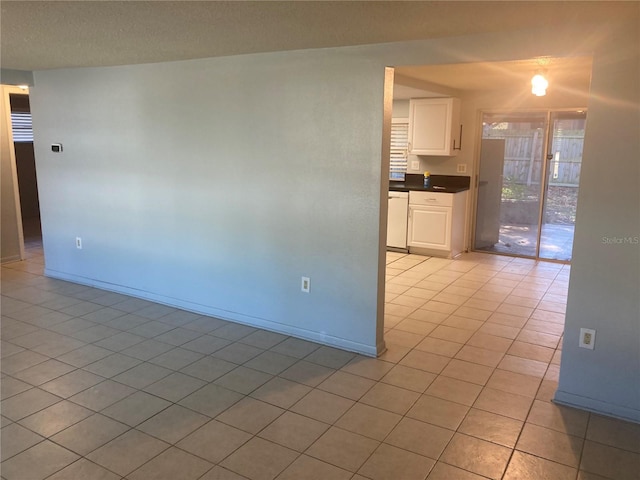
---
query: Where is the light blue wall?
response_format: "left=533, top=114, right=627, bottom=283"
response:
left=1, top=69, right=33, bottom=86
left=30, top=6, right=640, bottom=419
left=554, top=18, right=640, bottom=422
left=31, top=51, right=388, bottom=355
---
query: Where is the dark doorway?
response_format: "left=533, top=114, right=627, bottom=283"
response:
left=9, top=93, right=41, bottom=245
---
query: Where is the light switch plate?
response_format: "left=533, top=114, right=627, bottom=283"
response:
left=456, top=164, right=467, bottom=173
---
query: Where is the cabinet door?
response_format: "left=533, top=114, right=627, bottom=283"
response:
left=387, top=195, right=408, bottom=249
left=408, top=98, right=460, bottom=156
left=408, top=205, right=452, bottom=250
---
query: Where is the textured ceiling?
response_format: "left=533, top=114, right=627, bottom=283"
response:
left=0, top=1, right=628, bottom=71
left=395, top=57, right=594, bottom=95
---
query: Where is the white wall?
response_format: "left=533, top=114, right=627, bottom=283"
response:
left=31, top=6, right=639, bottom=419
left=392, top=99, right=409, bottom=118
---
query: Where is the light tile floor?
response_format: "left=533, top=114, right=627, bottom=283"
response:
left=1, top=241, right=639, bottom=480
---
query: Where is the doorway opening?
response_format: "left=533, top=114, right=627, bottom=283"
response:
left=9, top=92, right=42, bottom=247
left=474, top=110, right=586, bottom=262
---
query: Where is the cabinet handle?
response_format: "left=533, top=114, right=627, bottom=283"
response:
left=453, top=124, right=463, bottom=151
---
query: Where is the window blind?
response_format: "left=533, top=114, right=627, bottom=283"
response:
left=390, top=120, right=408, bottom=179
left=10, top=112, right=34, bottom=142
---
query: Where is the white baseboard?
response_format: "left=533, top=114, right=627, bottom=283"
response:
left=44, top=268, right=381, bottom=358
left=1, top=254, right=22, bottom=264
left=554, top=389, right=640, bottom=424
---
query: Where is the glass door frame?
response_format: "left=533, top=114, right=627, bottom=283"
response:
left=537, top=109, right=588, bottom=261
left=534, top=110, right=553, bottom=259
left=471, top=107, right=587, bottom=263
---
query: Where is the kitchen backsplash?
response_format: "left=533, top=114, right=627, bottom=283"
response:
left=406, top=154, right=469, bottom=177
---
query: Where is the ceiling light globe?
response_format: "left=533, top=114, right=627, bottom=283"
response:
left=531, top=74, right=548, bottom=96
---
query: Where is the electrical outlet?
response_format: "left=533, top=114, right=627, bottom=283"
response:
left=457, top=164, right=467, bottom=173
left=301, top=276, right=310, bottom=293
left=411, top=160, right=420, bottom=171
left=75, top=237, right=82, bottom=249
left=579, top=328, right=596, bottom=350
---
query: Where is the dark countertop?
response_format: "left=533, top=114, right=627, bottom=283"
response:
left=390, top=174, right=471, bottom=193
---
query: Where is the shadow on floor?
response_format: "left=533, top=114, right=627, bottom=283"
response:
left=476, top=223, right=574, bottom=261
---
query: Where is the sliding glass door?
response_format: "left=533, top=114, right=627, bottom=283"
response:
left=539, top=111, right=586, bottom=261
left=475, top=113, right=546, bottom=258
left=474, top=110, right=586, bottom=262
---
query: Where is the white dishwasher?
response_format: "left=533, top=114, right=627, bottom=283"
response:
left=387, top=191, right=409, bottom=249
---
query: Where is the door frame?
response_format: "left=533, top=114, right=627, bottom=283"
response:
left=1, top=85, right=27, bottom=262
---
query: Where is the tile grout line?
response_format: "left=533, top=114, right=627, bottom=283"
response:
left=384, top=252, right=572, bottom=479
left=4, top=246, right=637, bottom=480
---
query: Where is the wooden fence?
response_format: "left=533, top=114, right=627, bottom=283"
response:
left=484, top=131, right=583, bottom=187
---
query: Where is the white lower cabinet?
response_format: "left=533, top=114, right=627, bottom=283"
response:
left=408, top=205, right=452, bottom=250
left=408, top=191, right=467, bottom=258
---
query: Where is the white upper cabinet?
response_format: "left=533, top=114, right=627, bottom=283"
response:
left=408, top=98, right=461, bottom=156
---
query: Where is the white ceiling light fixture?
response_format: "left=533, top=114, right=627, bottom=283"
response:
left=531, top=71, right=549, bottom=96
